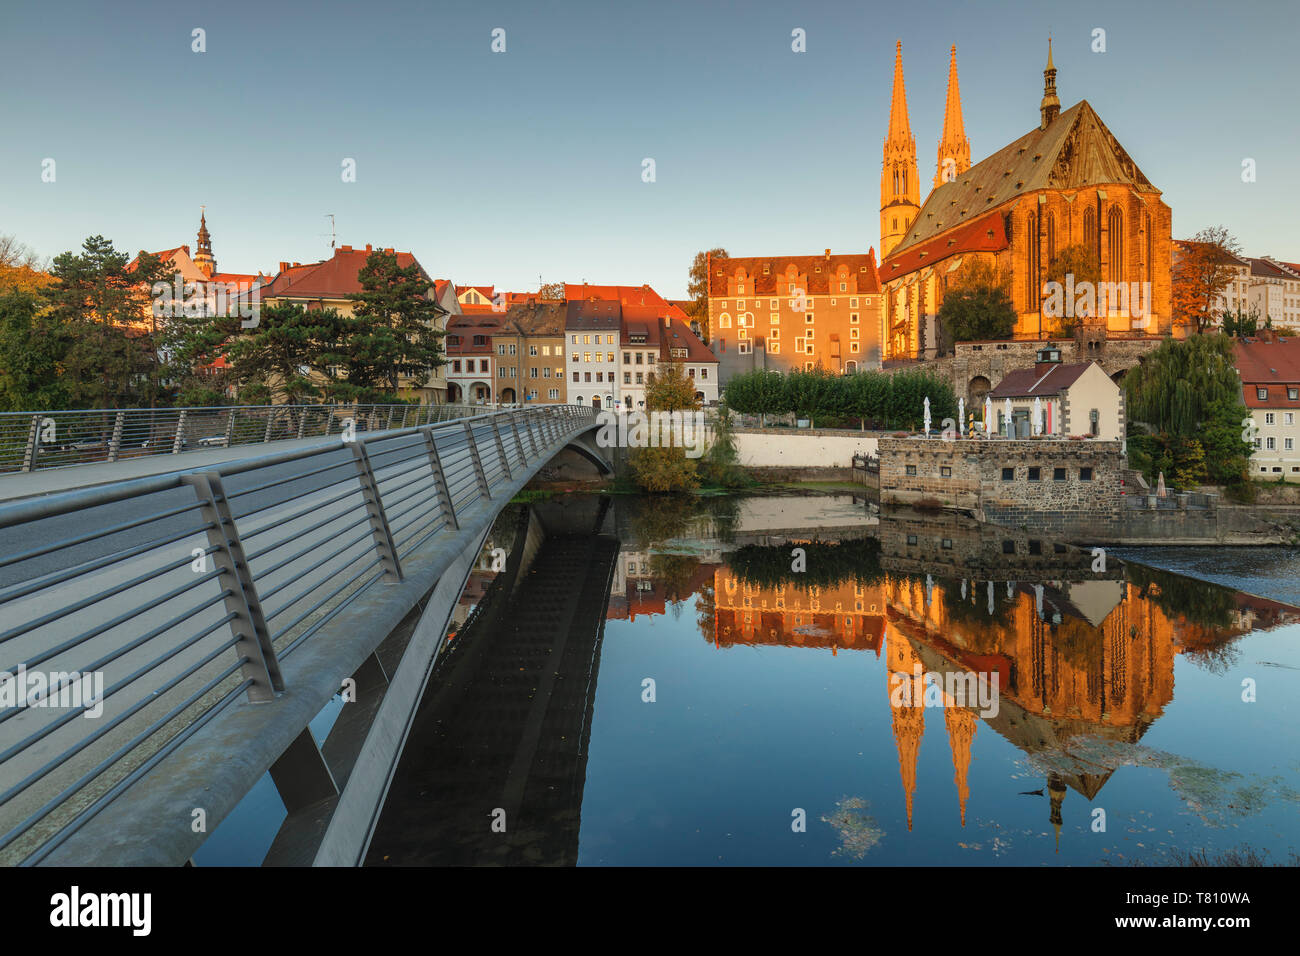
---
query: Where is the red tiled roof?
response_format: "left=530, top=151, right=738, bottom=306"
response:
left=1248, top=258, right=1297, bottom=280
left=660, top=316, right=718, bottom=365
left=260, top=246, right=428, bottom=300
left=989, top=361, right=1094, bottom=398
left=1235, top=339, right=1300, bottom=407
left=708, top=251, right=880, bottom=296
left=882, top=211, right=1008, bottom=278
left=566, top=298, right=621, bottom=330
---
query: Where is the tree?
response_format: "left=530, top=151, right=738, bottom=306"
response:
left=1124, top=334, right=1252, bottom=488
left=687, top=247, right=727, bottom=341
left=629, top=362, right=700, bottom=492
left=938, top=257, right=1016, bottom=346
left=0, top=290, right=71, bottom=410
left=1041, top=243, right=1101, bottom=335
left=1173, top=226, right=1242, bottom=334
left=0, top=234, right=50, bottom=294
left=537, top=280, right=565, bottom=300
left=224, top=301, right=345, bottom=405
left=1221, top=304, right=1261, bottom=338
left=45, top=236, right=170, bottom=408
left=337, top=250, right=446, bottom=401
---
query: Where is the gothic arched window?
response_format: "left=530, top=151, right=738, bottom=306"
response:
left=1108, top=206, right=1124, bottom=285
left=1046, top=212, right=1056, bottom=266
left=1026, top=212, right=1039, bottom=310
left=1083, top=207, right=1096, bottom=254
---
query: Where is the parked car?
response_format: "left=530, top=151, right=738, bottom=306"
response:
left=197, top=435, right=228, bottom=447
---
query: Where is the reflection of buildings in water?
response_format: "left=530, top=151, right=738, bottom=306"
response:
left=607, top=548, right=720, bottom=621
left=882, top=574, right=1182, bottom=844
left=712, top=570, right=886, bottom=652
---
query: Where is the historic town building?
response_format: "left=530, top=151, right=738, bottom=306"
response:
left=880, top=41, right=1174, bottom=361
left=1236, top=335, right=1300, bottom=480
left=707, top=249, right=883, bottom=383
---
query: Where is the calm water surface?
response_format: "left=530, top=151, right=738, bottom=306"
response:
left=367, top=494, right=1300, bottom=866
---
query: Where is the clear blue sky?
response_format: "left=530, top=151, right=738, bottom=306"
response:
left=1, top=0, right=1294, bottom=298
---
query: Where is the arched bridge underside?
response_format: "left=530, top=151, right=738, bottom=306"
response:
left=0, top=405, right=606, bottom=866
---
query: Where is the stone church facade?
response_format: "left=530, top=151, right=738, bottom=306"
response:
left=879, top=41, right=1174, bottom=362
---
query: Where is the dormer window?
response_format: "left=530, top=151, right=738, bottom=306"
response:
left=1258, top=387, right=1269, bottom=400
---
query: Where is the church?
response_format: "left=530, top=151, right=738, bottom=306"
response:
left=879, top=41, right=1173, bottom=361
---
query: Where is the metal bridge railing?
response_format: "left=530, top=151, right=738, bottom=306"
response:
left=0, top=403, right=594, bottom=865
left=0, top=402, right=499, bottom=475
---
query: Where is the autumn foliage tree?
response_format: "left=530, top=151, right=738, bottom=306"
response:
left=628, top=362, right=701, bottom=493
left=1173, top=226, right=1243, bottom=334
left=687, top=247, right=727, bottom=342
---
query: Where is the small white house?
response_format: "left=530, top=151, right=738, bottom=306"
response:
left=987, top=349, right=1123, bottom=440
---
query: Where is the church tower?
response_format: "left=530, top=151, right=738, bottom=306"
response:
left=880, top=41, right=919, bottom=258
left=194, top=207, right=216, bottom=278
left=1040, top=37, right=1060, bottom=130
left=934, top=45, right=971, bottom=188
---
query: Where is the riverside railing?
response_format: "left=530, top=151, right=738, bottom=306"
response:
left=0, top=403, right=593, bottom=865
left=0, top=402, right=495, bottom=475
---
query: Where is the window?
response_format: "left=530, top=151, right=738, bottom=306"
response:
left=805, top=313, right=815, bottom=323
left=635, top=353, right=643, bottom=365
left=1053, top=467, right=1066, bottom=481
left=498, top=367, right=506, bottom=378
left=850, top=328, right=859, bottom=339
left=508, top=344, right=516, bottom=355
left=850, top=312, right=859, bottom=323
left=941, top=538, right=952, bottom=549
left=1266, top=412, right=1275, bottom=425
left=529, top=367, right=538, bottom=378
left=839, top=282, right=846, bottom=292
left=571, top=352, right=579, bottom=363
left=636, top=372, right=644, bottom=384
left=1001, top=467, right=1015, bottom=481
left=571, top=334, right=578, bottom=344
left=529, top=345, right=537, bottom=356
left=1028, top=467, right=1040, bottom=481
left=905, top=464, right=917, bottom=476
left=850, top=343, right=859, bottom=353
left=1290, top=387, right=1298, bottom=400
left=543, top=367, right=551, bottom=377
left=1002, top=540, right=1016, bottom=554
left=1258, top=387, right=1269, bottom=400
left=700, top=368, right=708, bottom=379
left=584, top=372, right=592, bottom=383
left=770, top=343, right=780, bottom=354
left=738, top=341, right=752, bottom=354
left=452, top=360, right=461, bottom=373
left=596, top=372, right=603, bottom=383
left=624, top=352, right=631, bottom=364
left=473, top=335, right=487, bottom=346
left=607, top=352, right=614, bottom=362
left=572, top=372, right=579, bottom=382
left=542, top=345, right=550, bottom=356
left=850, top=297, right=859, bottom=308
left=583, top=335, right=591, bottom=345
left=479, top=359, right=489, bottom=372
left=907, top=534, right=918, bottom=546
left=623, top=372, right=631, bottom=384
left=769, top=299, right=778, bottom=309
left=1286, top=413, right=1295, bottom=425
left=1267, top=437, right=1276, bottom=450
left=1080, top=467, right=1093, bottom=481
left=737, top=299, right=745, bottom=310
left=1090, top=408, right=1100, bottom=436
left=548, top=388, right=559, bottom=400
left=1028, top=540, right=1042, bottom=556
left=583, top=352, right=591, bottom=363
left=607, top=335, right=615, bottom=345
left=940, top=466, right=952, bottom=477
left=805, top=329, right=814, bottom=339
left=771, top=313, right=780, bottom=325
left=770, top=328, right=780, bottom=340
left=1286, top=438, right=1294, bottom=451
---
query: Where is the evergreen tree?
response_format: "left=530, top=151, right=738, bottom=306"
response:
left=224, top=301, right=345, bottom=405
left=337, top=250, right=445, bottom=401
left=0, top=290, right=71, bottom=410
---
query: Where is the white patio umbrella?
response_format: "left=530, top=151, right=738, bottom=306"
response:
left=923, top=396, right=932, bottom=436
left=958, top=396, right=965, bottom=436
left=1157, top=471, right=1167, bottom=497
left=987, top=580, right=994, bottom=615
left=1032, top=396, right=1043, bottom=437
left=1004, top=397, right=1013, bottom=438
left=984, top=395, right=993, bottom=437
left=925, top=574, right=933, bottom=606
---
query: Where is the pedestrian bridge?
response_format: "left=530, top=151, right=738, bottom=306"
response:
left=0, top=404, right=609, bottom=866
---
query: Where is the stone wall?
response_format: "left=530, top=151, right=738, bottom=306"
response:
left=878, top=436, right=1123, bottom=514
left=883, top=334, right=1166, bottom=406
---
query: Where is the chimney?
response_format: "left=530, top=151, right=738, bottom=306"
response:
left=384, top=247, right=394, bottom=255
left=279, top=262, right=290, bottom=272
left=292, top=262, right=301, bottom=268
left=825, top=248, right=831, bottom=259
left=340, top=245, right=353, bottom=253
left=365, top=244, right=373, bottom=252
left=664, top=315, right=671, bottom=329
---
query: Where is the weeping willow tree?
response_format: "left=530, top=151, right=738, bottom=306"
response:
left=1124, top=335, right=1251, bottom=488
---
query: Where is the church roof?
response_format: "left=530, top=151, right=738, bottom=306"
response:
left=708, top=252, right=881, bottom=296
left=888, top=100, right=1161, bottom=260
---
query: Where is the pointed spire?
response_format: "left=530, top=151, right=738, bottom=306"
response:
left=887, top=40, right=911, bottom=140
left=1040, top=36, right=1060, bottom=130
left=888, top=633, right=925, bottom=832
left=944, top=706, right=976, bottom=827
left=194, top=205, right=216, bottom=278
left=935, top=44, right=971, bottom=188
left=880, top=40, right=920, bottom=259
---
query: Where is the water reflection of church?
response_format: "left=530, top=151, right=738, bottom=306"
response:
left=709, top=550, right=1292, bottom=847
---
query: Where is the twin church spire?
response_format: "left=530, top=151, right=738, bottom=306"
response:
left=879, top=41, right=970, bottom=257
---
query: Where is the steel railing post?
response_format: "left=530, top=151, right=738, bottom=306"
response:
left=349, top=441, right=404, bottom=583
left=510, top=412, right=530, bottom=465
left=21, top=415, right=40, bottom=472
left=423, top=431, right=459, bottom=531
left=463, top=420, right=492, bottom=500
left=263, top=408, right=275, bottom=444
left=297, top=407, right=308, bottom=439
left=181, top=473, right=285, bottom=702
left=224, top=408, right=236, bottom=446
left=491, top=414, right=512, bottom=482
left=325, top=407, right=335, bottom=436
left=172, top=410, right=188, bottom=454
left=107, top=412, right=125, bottom=463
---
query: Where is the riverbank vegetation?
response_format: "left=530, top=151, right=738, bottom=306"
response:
left=721, top=367, right=958, bottom=431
